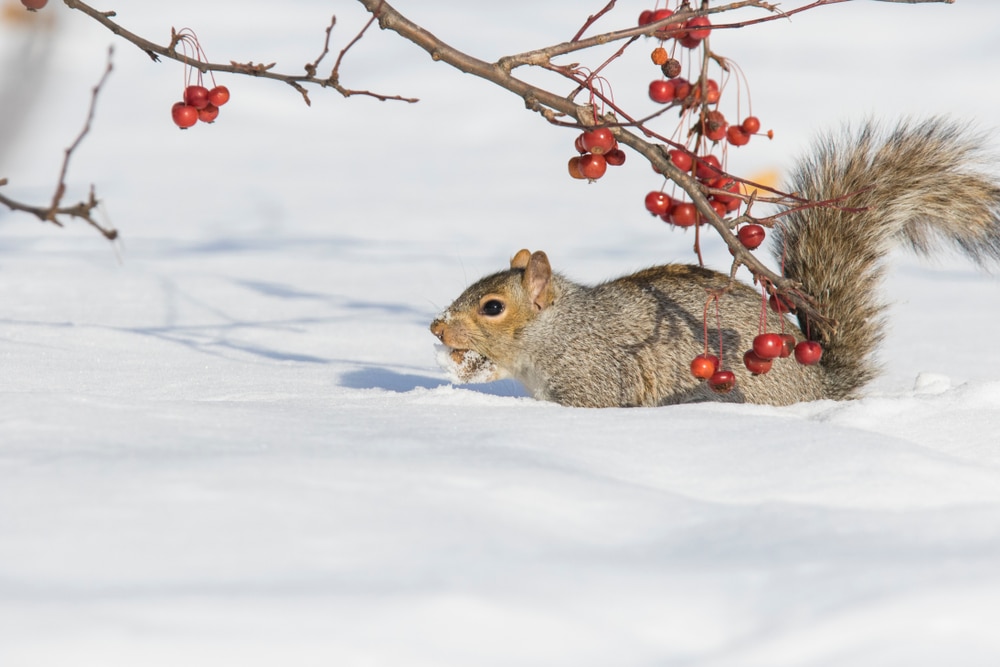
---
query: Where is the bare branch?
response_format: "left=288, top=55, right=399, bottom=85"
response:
left=46, top=45, right=113, bottom=220
left=0, top=46, right=117, bottom=240
left=570, top=1, right=617, bottom=42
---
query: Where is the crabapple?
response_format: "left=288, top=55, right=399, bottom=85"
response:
left=794, top=341, right=823, bottom=365
left=738, top=224, right=766, bottom=249
left=670, top=202, right=698, bottom=227
left=779, top=333, right=797, bottom=358
left=171, top=102, right=199, bottom=129
left=694, top=154, right=721, bottom=180
left=752, top=333, right=785, bottom=360
left=198, top=104, right=219, bottom=123
left=685, top=16, right=712, bottom=40
left=578, top=154, right=607, bottom=180
left=743, top=350, right=773, bottom=375
left=208, top=85, right=230, bottom=107
left=727, top=125, right=751, bottom=147
left=708, top=370, right=736, bottom=393
left=691, top=354, right=719, bottom=380
left=604, top=148, right=626, bottom=166
left=649, top=80, right=676, bottom=104
left=183, top=85, right=210, bottom=110
left=669, top=149, right=693, bottom=172
left=644, top=191, right=673, bottom=217
left=741, top=116, right=761, bottom=134
left=769, top=294, right=794, bottom=314
left=581, top=128, right=616, bottom=155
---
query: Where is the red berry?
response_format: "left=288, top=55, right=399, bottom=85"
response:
left=691, top=354, right=719, bottom=380
left=578, top=153, right=607, bottom=180
left=21, top=0, right=48, bottom=9
left=183, top=85, right=210, bottom=110
left=648, top=79, right=676, bottom=104
left=670, top=202, right=698, bottom=227
left=710, top=177, right=741, bottom=207
left=650, top=8, right=680, bottom=36
left=685, top=16, right=712, bottom=40
left=704, top=125, right=727, bottom=142
left=743, top=349, right=773, bottom=375
left=741, top=116, right=761, bottom=134
left=604, top=148, right=626, bottom=166
left=669, top=149, right=693, bottom=172
left=709, top=200, right=727, bottom=218
left=581, top=128, right=616, bottom=155
left=701, top=110, right=728, bottom=142
left=794, top=341, right=823, bottom=365
left=208, top=86, right=230, bottom=107
left=171, top=102, right=199, bottom=129
left=198, top=104, right=219, bottom=123
left=574, top=133, right=587, bottom=154
left=672, top=78, right=692, bottom=100
left=694, top=154, right=721, bottom=180
left=737, top=224, right=766, bottom=250
left=753, top=333, right=785, bottom=360
left=638, top=9, right=654, bottom=26
left=726, top=125, right=751, bottom=147
left=678, top=34, right=702, bottom=49
left=644, top=191, right=673, bottom=217
left=769, top=294, right=795, bottom=314
left=567, top=156, right=587, bottom=180
left=779, top=334, right=797, bottom=358
left=708, top=370, right=736, bottom=394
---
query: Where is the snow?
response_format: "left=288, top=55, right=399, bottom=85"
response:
left=2, top=1, right=1000, bottom=665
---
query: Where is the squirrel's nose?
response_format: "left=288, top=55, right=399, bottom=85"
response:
left=430, top=319, right=445, bottom=341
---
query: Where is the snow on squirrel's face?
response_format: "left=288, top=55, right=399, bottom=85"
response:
left=433, top=344, right=504, bottom=384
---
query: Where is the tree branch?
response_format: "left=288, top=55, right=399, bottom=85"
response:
left=60, top=0, right=419, bottom=103
left=0, top=47, right=117, bottom=240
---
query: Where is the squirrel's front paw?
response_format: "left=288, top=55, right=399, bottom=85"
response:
left=435, top=344, right=503, bottom=384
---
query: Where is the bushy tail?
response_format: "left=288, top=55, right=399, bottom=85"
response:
left=774, top=117, right=1000, bottom=399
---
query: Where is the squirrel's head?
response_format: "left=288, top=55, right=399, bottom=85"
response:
left=430, top=249, right=554, bottom=380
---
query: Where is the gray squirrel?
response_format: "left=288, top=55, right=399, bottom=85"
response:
left=430, top=118, right=1000, bottom=407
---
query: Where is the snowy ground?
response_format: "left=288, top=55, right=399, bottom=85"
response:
left=2, top=1, right=1000, bottom=665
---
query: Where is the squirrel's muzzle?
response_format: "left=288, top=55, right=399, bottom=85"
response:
left=430, top=319, right=446, bottom=342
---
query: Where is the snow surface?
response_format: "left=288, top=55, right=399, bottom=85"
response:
left=2, top=1, right=1000, bottom=665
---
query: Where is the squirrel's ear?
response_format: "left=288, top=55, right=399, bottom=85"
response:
left=510, top=249, right=532, bottom=270
left=523, top=251, right=554, bottom=312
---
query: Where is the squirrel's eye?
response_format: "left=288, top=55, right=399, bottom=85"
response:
left=480, top=299, right=505, bottom=317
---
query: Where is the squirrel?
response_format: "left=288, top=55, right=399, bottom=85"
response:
left=430, top=118, right=1000, bottom=408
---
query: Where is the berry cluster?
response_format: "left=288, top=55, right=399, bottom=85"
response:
left=568, top=127, right=627, bottom=181
left=635, top=3, right=772, bottom=228
left=172, top=84, right=230, bottom=129
left=169, top=29, right=231, bottom=130
left=643, top=149, right=744, bottom=227
left=688, top=288, right=823, bottom=395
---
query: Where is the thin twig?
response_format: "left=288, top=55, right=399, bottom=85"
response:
left=570, top=1, right=617, bottom=42
left=1, top=46, right=117, bottom=240
left=46, top=46, right=114, bottom=220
